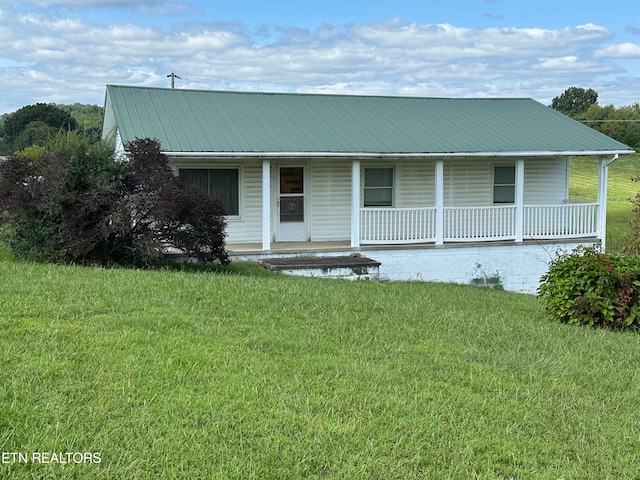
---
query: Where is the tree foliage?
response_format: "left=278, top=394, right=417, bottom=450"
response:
left=0, top=134, right=229, bottom=266
left=0, top=103, right=78, bottom=154
left=583, top=102, right=640, bottom=149
left=623, top=175, right=640, bottom=256
left=550, top=87, right=640, bottom=149
left=551, top=87, right=599, bottom=116
left=58, top=103, right=104, bottom=142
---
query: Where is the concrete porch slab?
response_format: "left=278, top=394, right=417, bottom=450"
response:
left=258, top=255, right=381, bottom=271
left=258, top=254, right=381, bottom=281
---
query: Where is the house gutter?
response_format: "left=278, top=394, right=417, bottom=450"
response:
left=163, top=149, right=634, bottom=159
left=605, top=153, right=620, bottom=166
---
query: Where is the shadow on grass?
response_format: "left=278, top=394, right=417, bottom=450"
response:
left=0, top=247, right=13, bottom=262
left=152, top=259, right=274, bottom=277
left=0, top=242, right=272, bottom=278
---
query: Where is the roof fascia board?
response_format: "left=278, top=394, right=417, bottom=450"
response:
left=164, top=149, right=635, bottom=159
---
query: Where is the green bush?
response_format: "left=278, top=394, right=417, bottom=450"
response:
left=538, top=245, right=640, bottom=330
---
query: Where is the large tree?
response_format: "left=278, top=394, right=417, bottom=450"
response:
left=551, top=87, right=599, bottom=116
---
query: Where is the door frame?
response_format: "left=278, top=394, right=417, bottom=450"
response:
left=275, top=165, right=309, bottom=242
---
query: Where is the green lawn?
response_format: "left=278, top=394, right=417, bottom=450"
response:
left=2, top=257, right=640, bottom=479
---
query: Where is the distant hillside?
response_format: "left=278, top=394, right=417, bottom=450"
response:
left=0, top=103, right=103, bottom=154
left=58, top=103, right=104, bottom=141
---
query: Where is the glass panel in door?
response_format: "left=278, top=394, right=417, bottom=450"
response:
left=280, top=167, right=304, bottom=222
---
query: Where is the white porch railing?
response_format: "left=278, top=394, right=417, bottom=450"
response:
left=359, top=207, right=436, bottom=244
left=523, top=202, right=599, bottom=238
left=444, top=205, right=516, bottom=241
left=360, top=202, right=599, bottom=244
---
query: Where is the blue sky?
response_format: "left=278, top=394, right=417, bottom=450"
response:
left=1, top=0, right=639, bottom=114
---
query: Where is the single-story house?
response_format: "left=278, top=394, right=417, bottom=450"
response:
left=102, top=85, right=634, bottom=293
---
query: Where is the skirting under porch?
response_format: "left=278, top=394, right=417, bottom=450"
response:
left=229, top=238, right=597, bottom=294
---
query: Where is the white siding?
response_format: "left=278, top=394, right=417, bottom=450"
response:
left=169, top=157, right=264, bottom=244
left=443, top=157, right=568, bottom=207
left=523, top=157, right=568, bottom=204
left=361, top=159, right=436, bottom=207
left=310, top=160, right=352, bottom=241
left=236, top=161, right=263, bottom=242
left=396, top=159, right=435, bottom=207
left=444, top=159, right=493, bottom=206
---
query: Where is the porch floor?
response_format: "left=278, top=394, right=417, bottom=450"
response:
left=227, top=237, right=598, bottom=256
left=228, top=241, right=353, bottom=255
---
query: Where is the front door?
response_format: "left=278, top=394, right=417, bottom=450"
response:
left=277, top=167, right=306, bottom=241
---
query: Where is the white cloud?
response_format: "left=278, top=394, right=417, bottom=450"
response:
left=595, top=42, right=640, bottom=58
left=0, top=3, right=638, bottom=113
left=534, top=56, right=614, bottom=73
left=348, top=19, right=611, bottom=57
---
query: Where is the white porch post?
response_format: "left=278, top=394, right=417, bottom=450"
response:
left=435, top=159, right=444, bottom=245
left=597, top=155, right=616, bottom=250
left=351, top=159, right=361, bottom=247
left=515, top=158, right=525, bottom=242
left=262, top=159, right=271, bottom=251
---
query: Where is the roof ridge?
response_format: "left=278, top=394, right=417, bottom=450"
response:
left=106, top=84, right=533, bottom=102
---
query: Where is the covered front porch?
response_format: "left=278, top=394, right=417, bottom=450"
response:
left=254, top=156, right=614, bottom=251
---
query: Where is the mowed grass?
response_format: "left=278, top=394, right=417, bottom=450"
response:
left=2, top=256, right=640, bottom=479
left=569, top=153, right=640, bottom=252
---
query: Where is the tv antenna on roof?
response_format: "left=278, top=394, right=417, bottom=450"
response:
left=167, top=73, right=182, bottom=89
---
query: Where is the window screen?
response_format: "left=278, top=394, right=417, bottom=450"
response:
left=179, top=168, right=239, bottom=215
left=364, top=168, right=394, bottom=207
left=493, top=165, right=515, bottom=204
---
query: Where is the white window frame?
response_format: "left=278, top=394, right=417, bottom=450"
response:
left=363, top=167, right=395, bottom=207
left=493, top=164, right=516, bottom=205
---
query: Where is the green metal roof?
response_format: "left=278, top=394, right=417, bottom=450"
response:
left=103, top=85, right=633, bottom=156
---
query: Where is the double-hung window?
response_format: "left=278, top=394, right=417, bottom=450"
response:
left=493, top=165, right=515, bottom=204
left=364, top=168, right=394, bottom=207
left=179, top=168, right=240, bottom=216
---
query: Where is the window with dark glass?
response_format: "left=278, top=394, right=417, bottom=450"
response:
left=179, top=168, right=239, bottom=215
left=364, top=168, right=394, bottom=207
left=493, top=165, right=515, bottom=204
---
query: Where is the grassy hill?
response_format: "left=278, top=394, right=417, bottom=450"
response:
left=569, top=153, right=639, bottom=252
